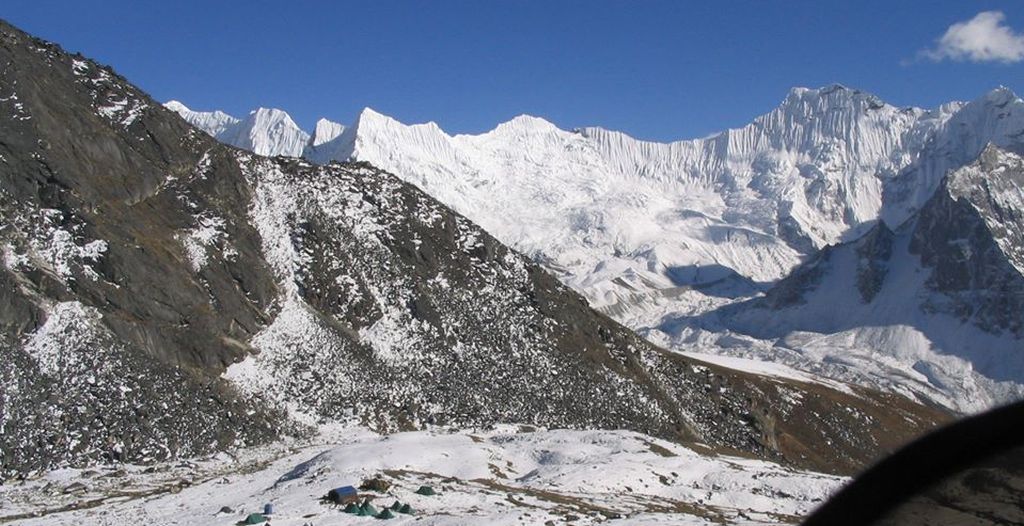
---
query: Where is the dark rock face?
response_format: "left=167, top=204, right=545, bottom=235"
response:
left=910, top=145, right=1024, bottom=336
left=876, top=446, right=1024, bottom=526
left=759, top=248, right=831, bottom=309
left=0, top=20, right=282, bottom=476
left=804, top=400, right=1024, bottom=526
left=855, top=222, right=894, bottom=303
left=731, top=145, right=1024, bottom=334
left=702, top=145, right=1024, bottom=412
left=0, top=19, right=946, bottom=478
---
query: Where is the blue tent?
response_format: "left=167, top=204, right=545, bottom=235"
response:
left=328, top=485, right=358, bottom=504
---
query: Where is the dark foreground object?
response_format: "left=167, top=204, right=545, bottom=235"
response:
left=804, top=400, right=1024, bottom=526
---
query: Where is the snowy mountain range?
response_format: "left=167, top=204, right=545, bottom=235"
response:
left=168, top=84, right=1024, bottom=413
left=163, top=100, right=332, bottom=158
left=0, top=19, right=949, bottom=481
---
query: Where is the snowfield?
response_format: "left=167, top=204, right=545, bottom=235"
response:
left=1, top=426, right=844, bottom=525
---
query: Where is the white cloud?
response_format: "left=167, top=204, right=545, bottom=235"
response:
left=924, top=11, right=1024, bottom=63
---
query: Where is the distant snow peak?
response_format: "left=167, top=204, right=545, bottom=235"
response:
left=163, top=99, right=188, bottom=113
left=229, top=107, right=310, bottom=157
left=984, top=85, right=1021, bottom=105
left=491, top=114, right=560, bottom=135
left=164, top=100, right=308, bottom=157
left=163, top=100, right=240, bottom=138
left=782, top=83, right=889, bottom=114
left=310, top=118, right=345, bottom=147
left=353, top=106, right=399, bottom=128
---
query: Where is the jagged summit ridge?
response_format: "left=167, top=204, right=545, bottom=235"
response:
left=163, top=99, right=240, bottom=137
left=882, top=88, right=1024, bottom=226
left=169, top=85, right=1020, bottom=269
left=164, top=101, right=309, bottom=157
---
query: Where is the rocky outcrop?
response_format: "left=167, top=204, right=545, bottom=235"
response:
left=711, top=145, right=1024, bottom=412
left=911, top=144, right=1024, bottom=336
left=856, top=222, right=895, bottom=303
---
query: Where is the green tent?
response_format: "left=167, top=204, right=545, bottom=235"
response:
left=390, top=500, right=402, bottom=510
left=377, top=509, right=396, bottom=519
left=344, top=502, right=360, bottom=513
left=362, top=503, right=379, bottom=516
left=399, top=503, right=414, bottom=515
left=415, top=485, right=437, bottom=496
left=244, top=513, right=267, bottom=524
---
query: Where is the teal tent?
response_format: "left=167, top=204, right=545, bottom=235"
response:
left=415, top=485, right=437, bottom=496
left=243, top=513, right=267, bottom=524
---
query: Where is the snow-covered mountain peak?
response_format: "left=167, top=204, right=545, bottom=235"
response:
left=356, top=105, right=387, bottom=119
left=341, top=107, right=448, bottom=145
left=354, top=107, right=450, bottom=137
left=219, top=106, right=309, bottom=157
left=489, top=113, right=561, bottom=136
left=785, top=83, right=859, bottom=100
left=245, top=106, right=299, bottom=128
left=164, top=100, right=309, bottom=157
left=953, top=86, right=1023, bottom=124
left=160, top=85, right=1024, bottom=414
left=342, top=107, right=455, bottom=158
left=163, top=100, right=241, bottom=138
left=163, top=99, right=188, bottom=113
left=309, top=117, right=345, bottom=147
left=753, top=84, right=905, bottom=144
left=301, top=108, right=405, bottom=165
left=881, top=87, right=1024, bottom=227
left=352, top=106, right=402, bottom=128
left=984, top=85, right=1020, bottom=105
left=781, top=84, right=891, bottom=113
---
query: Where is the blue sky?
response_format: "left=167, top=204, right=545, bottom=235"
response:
left=5, top=1, right=1024, bottom=141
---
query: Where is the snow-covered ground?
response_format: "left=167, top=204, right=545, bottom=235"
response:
left=1, top=425, right=844, bottom=525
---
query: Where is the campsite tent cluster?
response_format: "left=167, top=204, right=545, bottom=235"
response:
left=324, top=484, right=435, bottom=520
left=235, top=483, right=437, bottom=522
left=343, top=498, right=416, bottom=519
left=231, top=484, right=435, bottom=523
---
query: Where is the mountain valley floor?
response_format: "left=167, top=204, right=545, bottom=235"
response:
left=0, top=424, right=844, bottom=525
